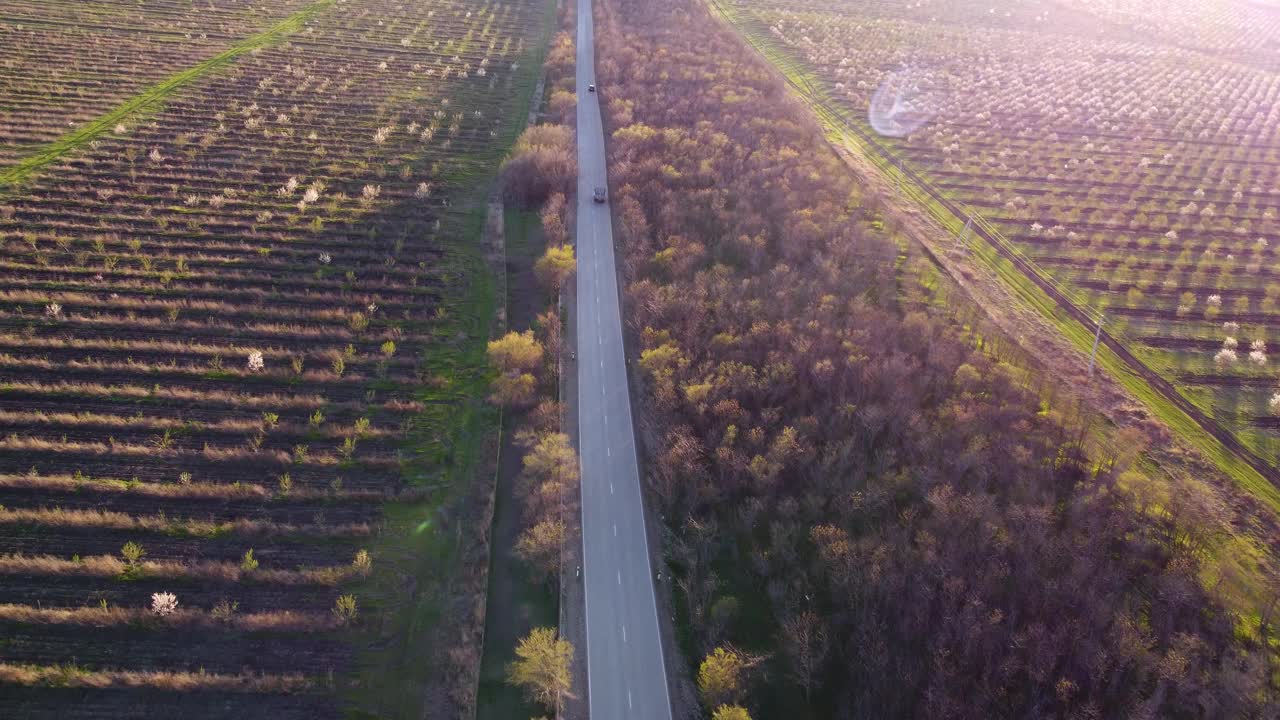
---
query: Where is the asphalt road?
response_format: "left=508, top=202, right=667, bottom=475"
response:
left=573, top=0, right=674, bottom=717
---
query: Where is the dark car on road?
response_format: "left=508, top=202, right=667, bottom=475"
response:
left=593, top=186, right=607, bottom=203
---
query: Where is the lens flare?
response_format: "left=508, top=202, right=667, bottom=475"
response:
left=868, top=67, right=936, bottom=137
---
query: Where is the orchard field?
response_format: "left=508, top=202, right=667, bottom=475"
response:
left=725, top=0, right=1280, bottom=470
left=0, top=0, right=550, bottom=716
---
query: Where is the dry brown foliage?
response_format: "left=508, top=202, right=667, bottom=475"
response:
left=0, top=603, right=338, bottom=632
left=0, top=662, right=313, bottom=692
left=0, top=553, right=364, bottom=585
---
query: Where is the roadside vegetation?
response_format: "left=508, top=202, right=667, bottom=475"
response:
left=477, top=31, right=579, bottom=715
left=594, top=0, right=1280, bottom=716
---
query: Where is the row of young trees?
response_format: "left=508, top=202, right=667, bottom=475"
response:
left=594, top=0, right=1279, bottom=716
left=488, top=43, right=581, bottom=713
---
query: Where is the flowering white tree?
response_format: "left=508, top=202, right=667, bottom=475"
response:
left=151, top=592, right=178, bottom=616
left=45, top=303, right=62, bottom=318
left=247, top=351, right=265, bottom=372
left=1215, top=348, right=1238, bottom=365
left=319, top=252, right=332, bottom=265
left=1251, top=340, right=1268, bottom=365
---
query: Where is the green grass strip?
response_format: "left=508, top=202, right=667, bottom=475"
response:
left=0, top=0, right=335, bottom=188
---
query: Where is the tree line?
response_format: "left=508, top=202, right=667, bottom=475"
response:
left=593, top=0, right=1278, bottom=716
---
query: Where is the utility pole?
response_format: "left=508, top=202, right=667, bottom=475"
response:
left=956, top=216, right=972, bottom=254
left=1088, top=315, right=1105, bottom=378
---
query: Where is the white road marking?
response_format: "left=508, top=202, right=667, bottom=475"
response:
left=576, top=10, right=675, bottom=719
left=617, top=571, right=621, bottom=585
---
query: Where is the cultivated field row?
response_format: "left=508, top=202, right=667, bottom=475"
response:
left=0, top=0, right=548, bottom=715
left=735, top=0, right=1280, bottom=466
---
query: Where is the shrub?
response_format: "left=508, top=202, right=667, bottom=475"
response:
left=534, top=245, right=576, bottom=291
left=352, top=550, right=372, bottom=575
left=487, top=331, right=544, bottom=373
left=506, top=627, right=573, bottom=711
left=698, top=647, right=759, bottom=708
left=120, top=542, right=145, bottom=565
left=501, top=125, right=575, bottom=207
left=333, top=594, right=358, bottom=624
left=211, top=599, right=238, bottom=623
left=150, top=592, right=177, bottom=617
left=240, top=549, right=259, bottom=573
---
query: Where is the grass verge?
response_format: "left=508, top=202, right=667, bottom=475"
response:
left=475, top=208, right=558, bottom=720
left=343, top=0, right=558, bottom=716
left=341, top=202, right=498, bottom=718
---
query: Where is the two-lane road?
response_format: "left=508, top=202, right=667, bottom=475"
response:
left=573, top=0, right=674, bottom=717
